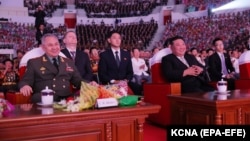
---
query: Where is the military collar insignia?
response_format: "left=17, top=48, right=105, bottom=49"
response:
left=42, top=56, right=48, bottom=62
left=40, top=67, right=46, bottom=71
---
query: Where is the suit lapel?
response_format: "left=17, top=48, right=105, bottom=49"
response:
left=108, top=49, right=119, bottom=68
left=174, top=55, right=188, bottom=68
left=183, top=55, right=190, bottom=67
left=58, top=56, right=66, bottom=74
left=215, top=53, right=222, bottom=66
left=74, top=49, right=80, bottom=62
left=65, top=49, right=73, bottom=60
left=120, top=50, right=127, bottom=67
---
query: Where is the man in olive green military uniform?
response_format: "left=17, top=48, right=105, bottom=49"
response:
left=19, top=33, right=83, bottom=103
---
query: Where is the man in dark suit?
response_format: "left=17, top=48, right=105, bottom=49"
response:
left=19, top=33, right=83, bottom=103
left=34, top=5, right=46, bottom=30
left=61, top=31, right=93, bottom=81
left=98, top=30, right=142, bottom=95
left=208, top=37, right=236, bottom=90
left=36, top=23, right=49, bottom=45
left=161, top=36, right=214, bottom=93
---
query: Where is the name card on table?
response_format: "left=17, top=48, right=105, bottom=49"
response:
left=96, top=98, right=118, bottom=108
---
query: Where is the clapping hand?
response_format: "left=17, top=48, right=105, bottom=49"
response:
left=139, top=64, right=145, bottom=69
left=183, top=65, right=203, bottom=76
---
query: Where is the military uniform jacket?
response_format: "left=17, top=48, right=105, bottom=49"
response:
left=18, top=54, right=82, bottom=97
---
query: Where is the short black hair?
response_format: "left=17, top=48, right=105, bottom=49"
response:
left=190, top=47, right=198, bottom=52
left=206, top=48, right=214, bottom=53
left=131, top=47, right=140, bottom=52
left=3, top=58, right=13, bottom=65
left=106, top=30, right=121, bottom=39
left=151, top=47, right=159, bottom=53
left=163, top=38, right=171, bottom=48
left=212, top=37, right=223, bottom=46
left=90, top=47, right=98, bottom=54
left=169, top=36, right=185, bottom=45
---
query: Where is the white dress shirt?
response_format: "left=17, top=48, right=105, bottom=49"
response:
left=131, top=57, right=149, bottom=76
left=231, top=57, right=239, bottom=73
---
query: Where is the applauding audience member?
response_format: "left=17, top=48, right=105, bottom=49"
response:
left=0, top=59, right=19, bottom=94
left=89, top=47, right=100, bottom=83
left=131, top=47, right=151, bottom=85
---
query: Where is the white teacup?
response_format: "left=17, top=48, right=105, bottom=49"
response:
left=41, top=86, right=54, bottom=105
left=217, top=80, right=227, bottom=93
left=41, top=95, right=53, bottom=105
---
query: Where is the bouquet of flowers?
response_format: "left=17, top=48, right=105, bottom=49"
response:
left=53, top=81, right=128, bottom=112
left=98, top=81, right=128, bottom=99
left=0, top=98, right=15, bottom=117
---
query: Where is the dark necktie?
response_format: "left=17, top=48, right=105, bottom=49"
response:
left=52, top=58, right=59, bottom=71
left=70, top=51, right=76, bottom=60
left=115, top=51, right=120, bottom=67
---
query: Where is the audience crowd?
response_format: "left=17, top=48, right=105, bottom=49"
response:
left=175, top=0, right=234, bottom=13
left=75, top=0, right=163, bottom=18
left=76, top=19, right=158, bottom=50
left=157, top=10, right=250, bottom=52
left=0, top=22, right=67, bottom=51
left=24, top=0, right=67, bottom=17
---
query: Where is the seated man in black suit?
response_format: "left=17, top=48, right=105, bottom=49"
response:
left=98, top=30, right=142, bottom=95
left=61, top=31, right=93, bottom=82
left=208, top=37, right=236, bottom=90
left=161, top=36, right=214, bottom=93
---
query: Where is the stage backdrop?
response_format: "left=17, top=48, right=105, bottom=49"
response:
left=64, top=9, right=76, bottom=29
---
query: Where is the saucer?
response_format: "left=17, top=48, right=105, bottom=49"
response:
left=37, top=102, right=53, bottom=107
left=214, top=90, right=230, bottom=94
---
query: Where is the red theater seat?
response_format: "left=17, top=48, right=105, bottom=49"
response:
left=144, top=63, right=181, bottom=126
left=19, top=66, right=26, bottom=80
left=5, top=92, right=31, bottom=104
left=235, top=63, right=250, bottom=89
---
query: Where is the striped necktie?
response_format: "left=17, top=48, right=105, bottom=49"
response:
left=70, top=51, right=76, bottom=60
left=220, top=54, right=228, bottom=75
left=115, top=51, right=120, bottom=67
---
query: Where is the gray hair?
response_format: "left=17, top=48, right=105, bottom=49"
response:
left=41, top=33, right=59, bottom=45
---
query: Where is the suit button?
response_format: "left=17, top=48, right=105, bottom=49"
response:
left=53, top=85, right=56, bottom=87
left=63, top=85, right=66, bottom=88
left=53, top=78, right=56, bottom=81
left=63, top=79, right=65, bottom=82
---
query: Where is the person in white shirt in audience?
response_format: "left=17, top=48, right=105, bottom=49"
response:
left=230, top=48, right=240, bottom=79
left=190, top=47, right=205, bottom=66
left=131, top=48, right=151, bottom=85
